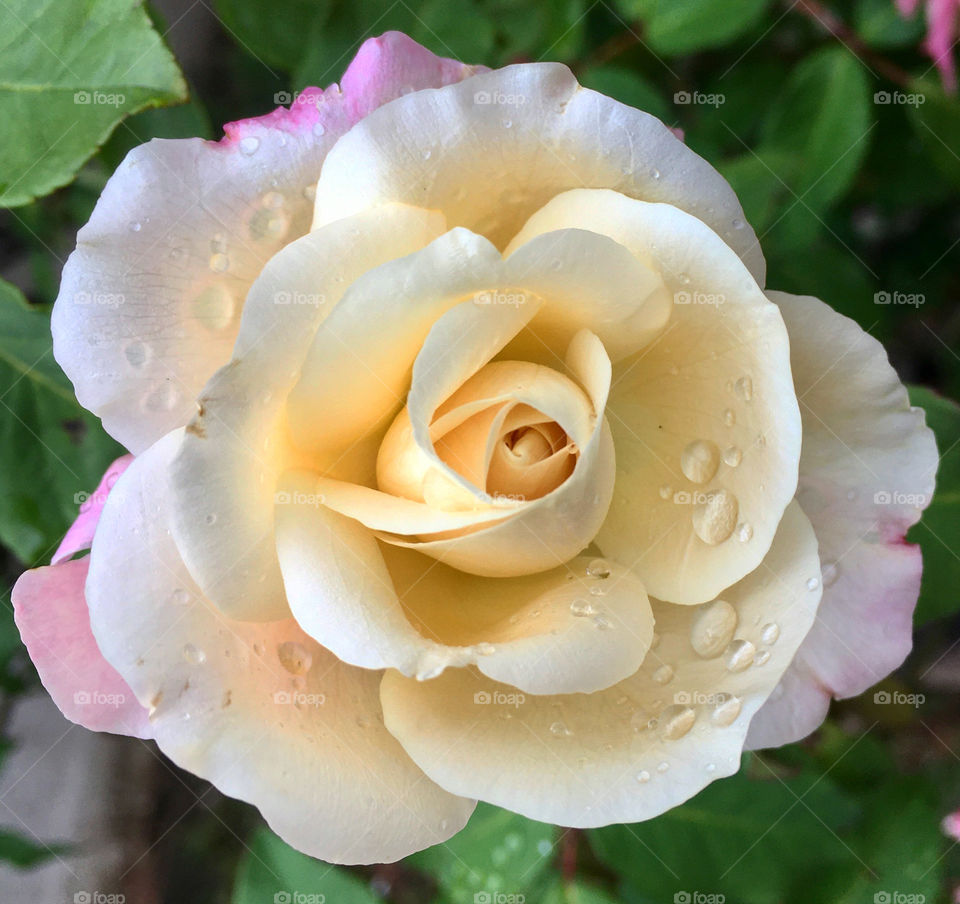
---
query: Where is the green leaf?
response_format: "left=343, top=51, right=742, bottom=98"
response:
left=0, top=828, right=67, bottom=868
left=412, top=0, right=497, bottom=62
left=618, top=0, right=774, bottom=56
left=588, top=760, right=861, bottom=903
left=761, top=46, right=873, bottom=214
left=0, top=0, right=187, bottom=207
left=908, top=386, right=960, bottom=624
left=408, top=803, right=558, bottom=904
left=906, top=76, right=960, bottom=191
left=580, top=66, right=671, bottom=122
left=0, top=279, right=123, bottom=563
left=543, top=878, right=621, bottom=904
left=232, top=827, right=380, bottom=904
left=214, top=0, right=332, bottom=71
left=854, top=0, right=924, bottom=48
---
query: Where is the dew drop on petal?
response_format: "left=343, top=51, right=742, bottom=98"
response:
left=652, top=664, right=675, bottom=685
left=734, top=376, right=753, bottom=402
left=806, top=577, right=821, bottom=591
left=239, top=136, right=260, bottom=155
left=680, top=439, right=720, bottom=484
left=661, top=704, right=696, bottom=740
left=725, top=639, right=756, bottom=672
left=586, top=558, right=612, bottom=579
left=723, top=408, right=736, bottom=427
left=659, top=484, right=673, bottom=500
left=822, top=561, right=839, bottom=587
left=723, top=446, right=742, bottom=467
left=736, top=522, right=754, bottom=543
left=690, top=599, right=738, bottom=658
left=570, top=598, right=597, bottom=618
left=549, top=721, right=572, bottom=738
left=693, top=489, right=739, bottom=545
left=754, top=649, right=771, bottom=666
left=124, top=341, right=150, bottom=368
left=277, top=641, right=313, bottom=675
left=761, top=623, right=781, bottom=645
left=656, top=761, right=670, bottom=773
left=711, top=694, right=742, bottom=726
left=182, top=643, right=206, bottom=664
left=635, top=770, right=651, bottom=783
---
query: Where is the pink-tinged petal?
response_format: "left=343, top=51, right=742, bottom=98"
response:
left=923, top=0, right=959, bottom=92
left=747, top=292, right=937, bottom=749
left=942, top=809, right=960, bottom=841
left=12, top=560, right=152, bottom=739
left=52, top=33, right=484, bottom=454
left=52, top=454, right=133, bottom=564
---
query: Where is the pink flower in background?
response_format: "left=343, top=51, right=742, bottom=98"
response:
left=897, top=0, right=960, bottom=90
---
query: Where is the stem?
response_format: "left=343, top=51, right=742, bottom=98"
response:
left=560, top=828, right=581, bottom=883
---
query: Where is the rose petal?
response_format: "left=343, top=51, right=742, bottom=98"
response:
left=276, top=468, right=654, bottom=695
left=381, top=501, right=821, bottom=826
left=169, top=205, right=447, bottom=621
left=313, top=63, right=765, bottom=282
left=52, top=32, right=482, bottom=453
left=747, top=292, right=937, bottom=748
left=13, top=559, right=151, bottom=738
left=509, top=189, right=800, bottom=604
left=53, top=453, right=133, bottom=563
left=87, top=429, right=475, bottom=864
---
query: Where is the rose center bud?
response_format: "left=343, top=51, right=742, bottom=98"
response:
left=377, top=360, right=586, bottom=510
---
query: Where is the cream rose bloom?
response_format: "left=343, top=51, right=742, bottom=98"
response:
left=13, top=32, right=938, bottom=864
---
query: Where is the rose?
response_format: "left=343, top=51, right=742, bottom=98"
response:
left=13, top=32, right=937, bottom=864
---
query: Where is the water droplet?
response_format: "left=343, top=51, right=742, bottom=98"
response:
left=736, top=522, right=753, bottom=542
left=208, top=252, right=229, bottom=272
left=277, top=641, right=312, bottom=675
left=239, top=136, right=260, bottom=155
left=570, top=598, right=597, bottom=618
left=549, top=721, right=572, bottom=738
left=124, top=341, right=150, bottom=368
left=652, top=664, right=674, bottom=685
left=182, top=643, right=205, bottom=664
left=502, top=119, right=513, bottom=129
left=725, top=639, right=756, bottom=672
left=589, top=584, right=607, bottom=597
left=723, top=408, right=736, bottom=427
left=806, top=577, right=821, bottom=591
left=192, top=284, right=236, bottom=331
left=656, top=761, right=670, bottom=772
left=659, top=484, right=673, bottom=500
left=312, top=122, right=326, bottom=137
left=680, top=439, right=720, bottom=484
left=170, top=588, right=190, bottom=606
left=761, top=623, right=780, bottom=645
left=734, top=376, right=753, bottom=402
left=722, top=446, right=742, bottom=467
left=303, top=184, right=317, bottom=202
left=711, top=694, right=742, bottom=726
left=690, top=599, right=738, bottom=658
left=129, top=221, right=142, bottom=232
left=693, top=489, right=739, bottom=545
left=651, top=168, right=661, bottom=180
left=143, top=382, right=178, bottom=413
left=822, top=561, right=839, bottom=587
left=593, top=613, right=613, bottom=630
left=476, top=642, right=496, bottom=656
left=732, top=218, right=745, bottom=230
left=204, top=513, right=217, bottom=525
left=754, top=649, right=771, bottom=666
left=635, top=770, right=651, bottom=783
left=705, top=762, right=717, bottom=773
left=661, top=704, right=696, bottom=739
left=422, top=148, right=433, bottom=159
left=586, top=558, right=612, bottom=579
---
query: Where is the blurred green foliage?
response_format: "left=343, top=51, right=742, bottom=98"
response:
left=0, top=0, right=959, bottom=899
